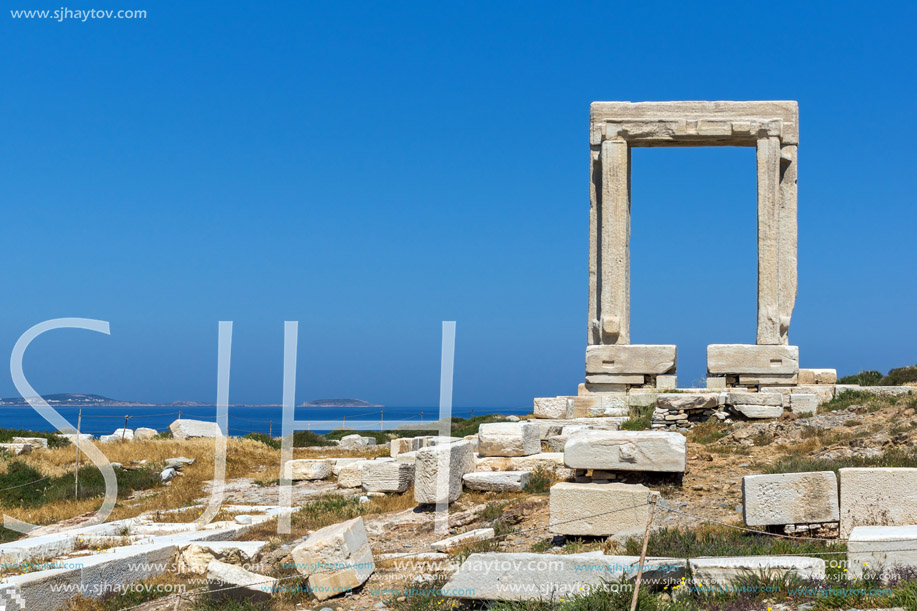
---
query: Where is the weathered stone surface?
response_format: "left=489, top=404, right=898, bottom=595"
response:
left=11, top=437, right=48, bottom=449
left=798, top=368, right=837, bottom=385
left=284, top=459, right=332, bottom=481
left=549, top=482, right=655, bottom=536
left=338, top=461, right=368, bottom=488
left=591, top=101, right=800, bottom=145
left=628, top=392, right=658, bottom=408
left=528, top=417, right=624, bottom=440
left=847, top=525, right=917, bottom=580
left=431, top=528, right=494, bottom=552
left=533, top=397, right=568, bottom=419
left=568, top=395, right=628, bottom=418
left=176, top=541, right=266, bottom=575
left=169, top=419, right=223, bottom=440
left=586, top=345, right=677, bottom=375
left=414, top=439, right=475, bottom=504
left=445, top=552, right=637, bottom=600
left=361, top=461, right=414, bottom=493
left=394, top=450, right=418, bottom=464
left=689, top=556, right=824, bottom=584
left=731, top=404, right=783, bottom=419
left=586, top=374, right=645, bottom=385
left=726, top=392, right=783, bottom=406
left=330, top=457, right=364, bottom=476
left=707, top=344, right=799, bottom=375
left=290, top=517, right=374, bottom=600
left=133, top=428, right=158, bottom=441
left=706, top=377, right=727, bottom=390
left=657, top=394, right=717, bottom=411
left=339, top=434, right=376, bottom=449
left=656, top=375, right=677, bottom=390
left=207, top=559, right=275, bottom=602
left=789, top=394, right=818, bottom=416
left=564, top=431, right=686, bottom=472
left=0, top=443, right=31, bottom=455
left=839, top=468, right=917, bottom=538
left=739, top=373, right=799, bottom=385
left=463, top=471, right=531, bottom=492
left=390, top=437, right=422, bottom=457
left=770, top=384, right=836, bottom=405
left=474, top=453, right=574, bottom=481
left=477, top=423, right=540, bottom=457
left=742, top=472, right=839, bottom=526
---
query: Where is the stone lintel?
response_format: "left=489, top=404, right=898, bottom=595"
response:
left=590, top=101, right=799, bottom=146
left=586, top=344, right=676, bottom=376
left=707, top=344, right=798, bottom=375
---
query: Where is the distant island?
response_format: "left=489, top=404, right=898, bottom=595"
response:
left=0, top=393, right=383, bottom=409
left=298, top=398, right=383, bottom=408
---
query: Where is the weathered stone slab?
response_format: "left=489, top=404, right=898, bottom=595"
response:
left=474, top=453, right=573, bottom=480
left=739, top=374, right=799, bottom=385
left=431, top=528, right=494, bottom=552
left=478, top=423, right=540, bottom=457
left=789, top=394, right=818, bottom=416
left=770, top=384, right=836, bottom=405
left=657, top=394, right=717, bottom=411
left=444, top=552, right=628, bottom=600
left=533, top=397, right=567, bottom=419
left=688, top=556, right=824, bottom=584
left=564, top=431, right=686, bottom=472
left=726, top=392, right=783, bottom=407
left=731, top=404, right=783, bottom=419
left=330, top=457, right=364, bottom=476
left=528, top=417, right=624, bottom=440
left=585, top=345, right=676, bottom=375
left=707, top=344, right=799, bottom=375
left=361, top=461, right=414, bottom=493
left=655, top=375, right=677, bottom=390
left=11, top=437, right=48, bottom=449
left=798, top=368, right=837, bottom=385
left=628, top=391, right=658, bottom=407
left=847, top=525, right=917, bottom=580
left=549, top=482, right=655, bottom=536
left=176, top=541, right=266, bottom=574
left=590, top=101, right=799, bottom=146
left=169, top=419, right=223, bottom=439
left=463, top=471, right=531, bottom=492
left=290, top=516, right=374, bottom=600
left=339, top=434, right=377, bottom=449
left=0, top=442, right=31, bottom=455
left=586, top=374, right=645, bottom=385
left=414, top=439, right=475, bottom=504
left=390, top=437, right=422, bottom=457
left=133, top=428, right=158, bottom=441
left=742, top=472, right=839, bottom=526
left=284, top=459, right=332, bottom=481
left=839, top=468, right=917, bottom=538
left=206, top=559, right=276, bottom=602
left=706, top=377, right=727, bottom=390
left=337, top=461, right=368, bottom=488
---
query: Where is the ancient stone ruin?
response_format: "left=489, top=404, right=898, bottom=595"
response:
left=586, top=101, right=805, bottom=391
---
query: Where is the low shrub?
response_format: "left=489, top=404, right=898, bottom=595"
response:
left=0, top=427, right=70, bottom=448
left=838, top=370, right=884, bottom=385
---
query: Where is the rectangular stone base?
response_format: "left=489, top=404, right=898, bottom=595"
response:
left=707, top=344, right=799, bottom=376
left=586, top=344, right=676, bottom=376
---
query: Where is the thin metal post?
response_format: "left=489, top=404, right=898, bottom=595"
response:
left=121, top=415, right=129, bottom=441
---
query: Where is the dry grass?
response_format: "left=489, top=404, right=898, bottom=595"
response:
left=238, top=490, right=417, bottom=546
left=0, top=437, right=316, bottom=528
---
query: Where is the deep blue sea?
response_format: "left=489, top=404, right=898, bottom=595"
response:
left=0, top=405, right=527, bottom=436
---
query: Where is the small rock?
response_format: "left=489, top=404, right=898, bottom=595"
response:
left=161, top=467, right=177, bottom=482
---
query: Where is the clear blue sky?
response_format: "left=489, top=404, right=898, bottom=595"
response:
left=2, top=1, right=914, bottom=408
